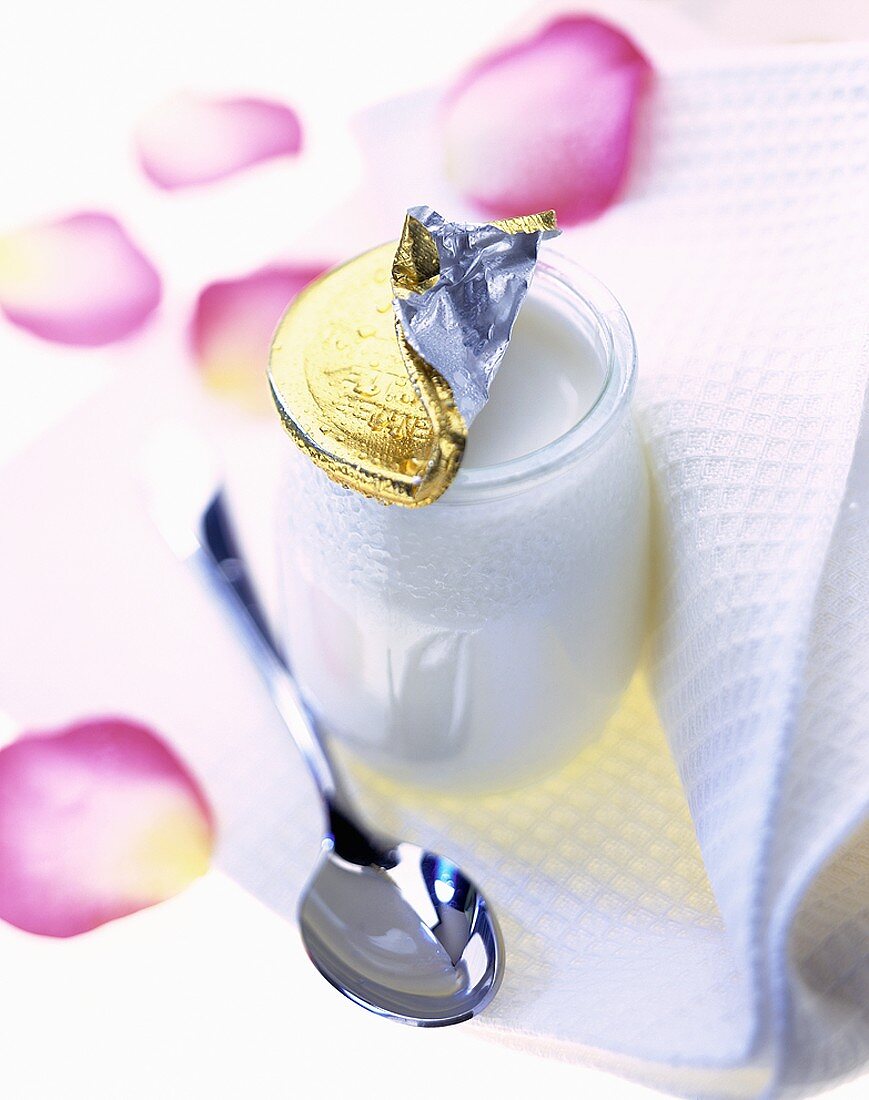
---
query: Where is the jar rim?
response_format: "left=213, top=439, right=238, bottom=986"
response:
left=441, top=251, right=637, bottom=504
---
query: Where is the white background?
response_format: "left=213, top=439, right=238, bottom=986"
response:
left=1, top=2, right=866, bottom=1098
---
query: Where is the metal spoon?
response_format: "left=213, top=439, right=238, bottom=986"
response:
left=194, top=491, right=504, bottom=1026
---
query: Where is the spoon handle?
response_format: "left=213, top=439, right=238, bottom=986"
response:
left=195, top=492, right=391, bottom=866
left=196, top=492, right=345, bottom=813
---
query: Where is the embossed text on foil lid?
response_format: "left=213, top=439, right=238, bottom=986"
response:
left=268, top=244, right=465, bottom=508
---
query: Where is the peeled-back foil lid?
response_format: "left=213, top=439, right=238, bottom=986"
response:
left=268, top=207, right=558, bottom=507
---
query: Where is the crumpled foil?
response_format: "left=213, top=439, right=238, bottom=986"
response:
left=392, top=206, right=560, bottom=425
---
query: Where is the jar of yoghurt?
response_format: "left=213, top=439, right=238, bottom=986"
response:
left=271, top=246, right=649, bottom=791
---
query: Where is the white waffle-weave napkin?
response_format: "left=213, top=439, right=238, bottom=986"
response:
left=295, top=43, right=869, bottom=1097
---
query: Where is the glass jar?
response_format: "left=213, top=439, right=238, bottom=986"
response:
left=276, top=253, right=649, bottom=791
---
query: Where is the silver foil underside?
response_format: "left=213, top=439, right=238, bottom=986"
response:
left=393, top=206, right=560, bottom=426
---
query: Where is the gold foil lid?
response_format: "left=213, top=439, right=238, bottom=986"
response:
left=268, top=210, right=557, bottom=508
left=269, top=243, right=463, bottom=507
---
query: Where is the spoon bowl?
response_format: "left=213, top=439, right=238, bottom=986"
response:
left=299, top=841, right=503, bottom=1026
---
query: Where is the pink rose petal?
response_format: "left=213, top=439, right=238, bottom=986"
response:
left=0, top=718, right=214, bottom=938
left=136, top=92, right=303, bottom=189
left=192, top=264, right=328, bottom=414
left=443, top=16, right=653, bottom=225
left=0, top=212, right=161, bottom=345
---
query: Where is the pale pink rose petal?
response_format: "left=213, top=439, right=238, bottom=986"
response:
left=192, top=264, right=328, bottom=414
left=136, top=93, right=303, bottom=189
left=0, top=212, right=161, bottom=345
left=0, top=718, right=214, bottom=938
left=443, top=16, right=653, bottom=225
